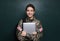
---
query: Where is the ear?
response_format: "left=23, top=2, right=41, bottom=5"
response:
left=33, top=11, right=35, bottom=16
left=34, top=11, right=35, bottom=14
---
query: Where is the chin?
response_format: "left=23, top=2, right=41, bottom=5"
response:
left=28, top=16, right=32, bottom=18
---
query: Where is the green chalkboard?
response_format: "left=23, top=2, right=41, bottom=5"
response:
left=0, top=0, right=60, bottom=41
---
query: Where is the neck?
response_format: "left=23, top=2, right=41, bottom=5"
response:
left=29, top=16, right=34, bottom=20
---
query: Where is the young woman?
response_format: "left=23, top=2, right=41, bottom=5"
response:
left=16, top=4, right=43, bottom=41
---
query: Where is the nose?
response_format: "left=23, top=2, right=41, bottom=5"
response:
left=29, top=10, right=31, bottom=13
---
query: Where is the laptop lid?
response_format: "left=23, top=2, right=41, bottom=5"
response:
left=23, top=22, right=36, bottom=34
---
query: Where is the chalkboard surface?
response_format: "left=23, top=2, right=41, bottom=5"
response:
left=0, top=0, right=60, bottom=41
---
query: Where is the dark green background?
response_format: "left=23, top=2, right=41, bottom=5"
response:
left=0, top=0, right=60, bottom=41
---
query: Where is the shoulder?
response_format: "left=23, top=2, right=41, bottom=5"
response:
left=34, top=18, right=41, bottom=26
left=19, top=19, right=23, bottom=23
left=34, top=18, right=40, bottom=23
left=18, top=19, right=23, bottom=25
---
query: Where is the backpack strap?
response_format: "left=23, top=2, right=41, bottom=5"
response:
left=22, top=18, right=26, bottom=31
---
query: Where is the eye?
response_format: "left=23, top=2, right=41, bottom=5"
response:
left=31, top=10, right=33, bottom=11
left=27, top=10, right=29, bottom=11
left=31, top=10, right=34, bottom=12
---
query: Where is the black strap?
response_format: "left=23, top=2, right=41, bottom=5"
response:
left=22, top=18, right=26, bottom=31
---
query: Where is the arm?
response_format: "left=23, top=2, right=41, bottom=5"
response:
left=16, top=19, right=31, bottom=40
left=16, top=19, right=23, bottom=40
left=36, top=21, right=43, bottom=39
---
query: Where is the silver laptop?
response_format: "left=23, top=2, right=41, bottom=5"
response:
left=23, top=22, right=36, bottom=34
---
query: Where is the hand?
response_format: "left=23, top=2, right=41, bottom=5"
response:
left=32, top=32, right=37, bottom=35
left=21, top=31, right=26, bottom=36
left=17, top=25, right=22, bottom=31
left=40, top=27, right=43, bottom=32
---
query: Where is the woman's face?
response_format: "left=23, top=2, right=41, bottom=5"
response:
left=26, top=7, right=35, bottom=18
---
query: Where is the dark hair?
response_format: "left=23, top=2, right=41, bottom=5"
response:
left=25, top=4, right=35, bottom=11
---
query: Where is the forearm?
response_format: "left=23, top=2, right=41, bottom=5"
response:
left=37, top=32, right=43, bottom=39
left=37, top=28, right=43, bottom=39
left=16, top=30, right=22, bottom=40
